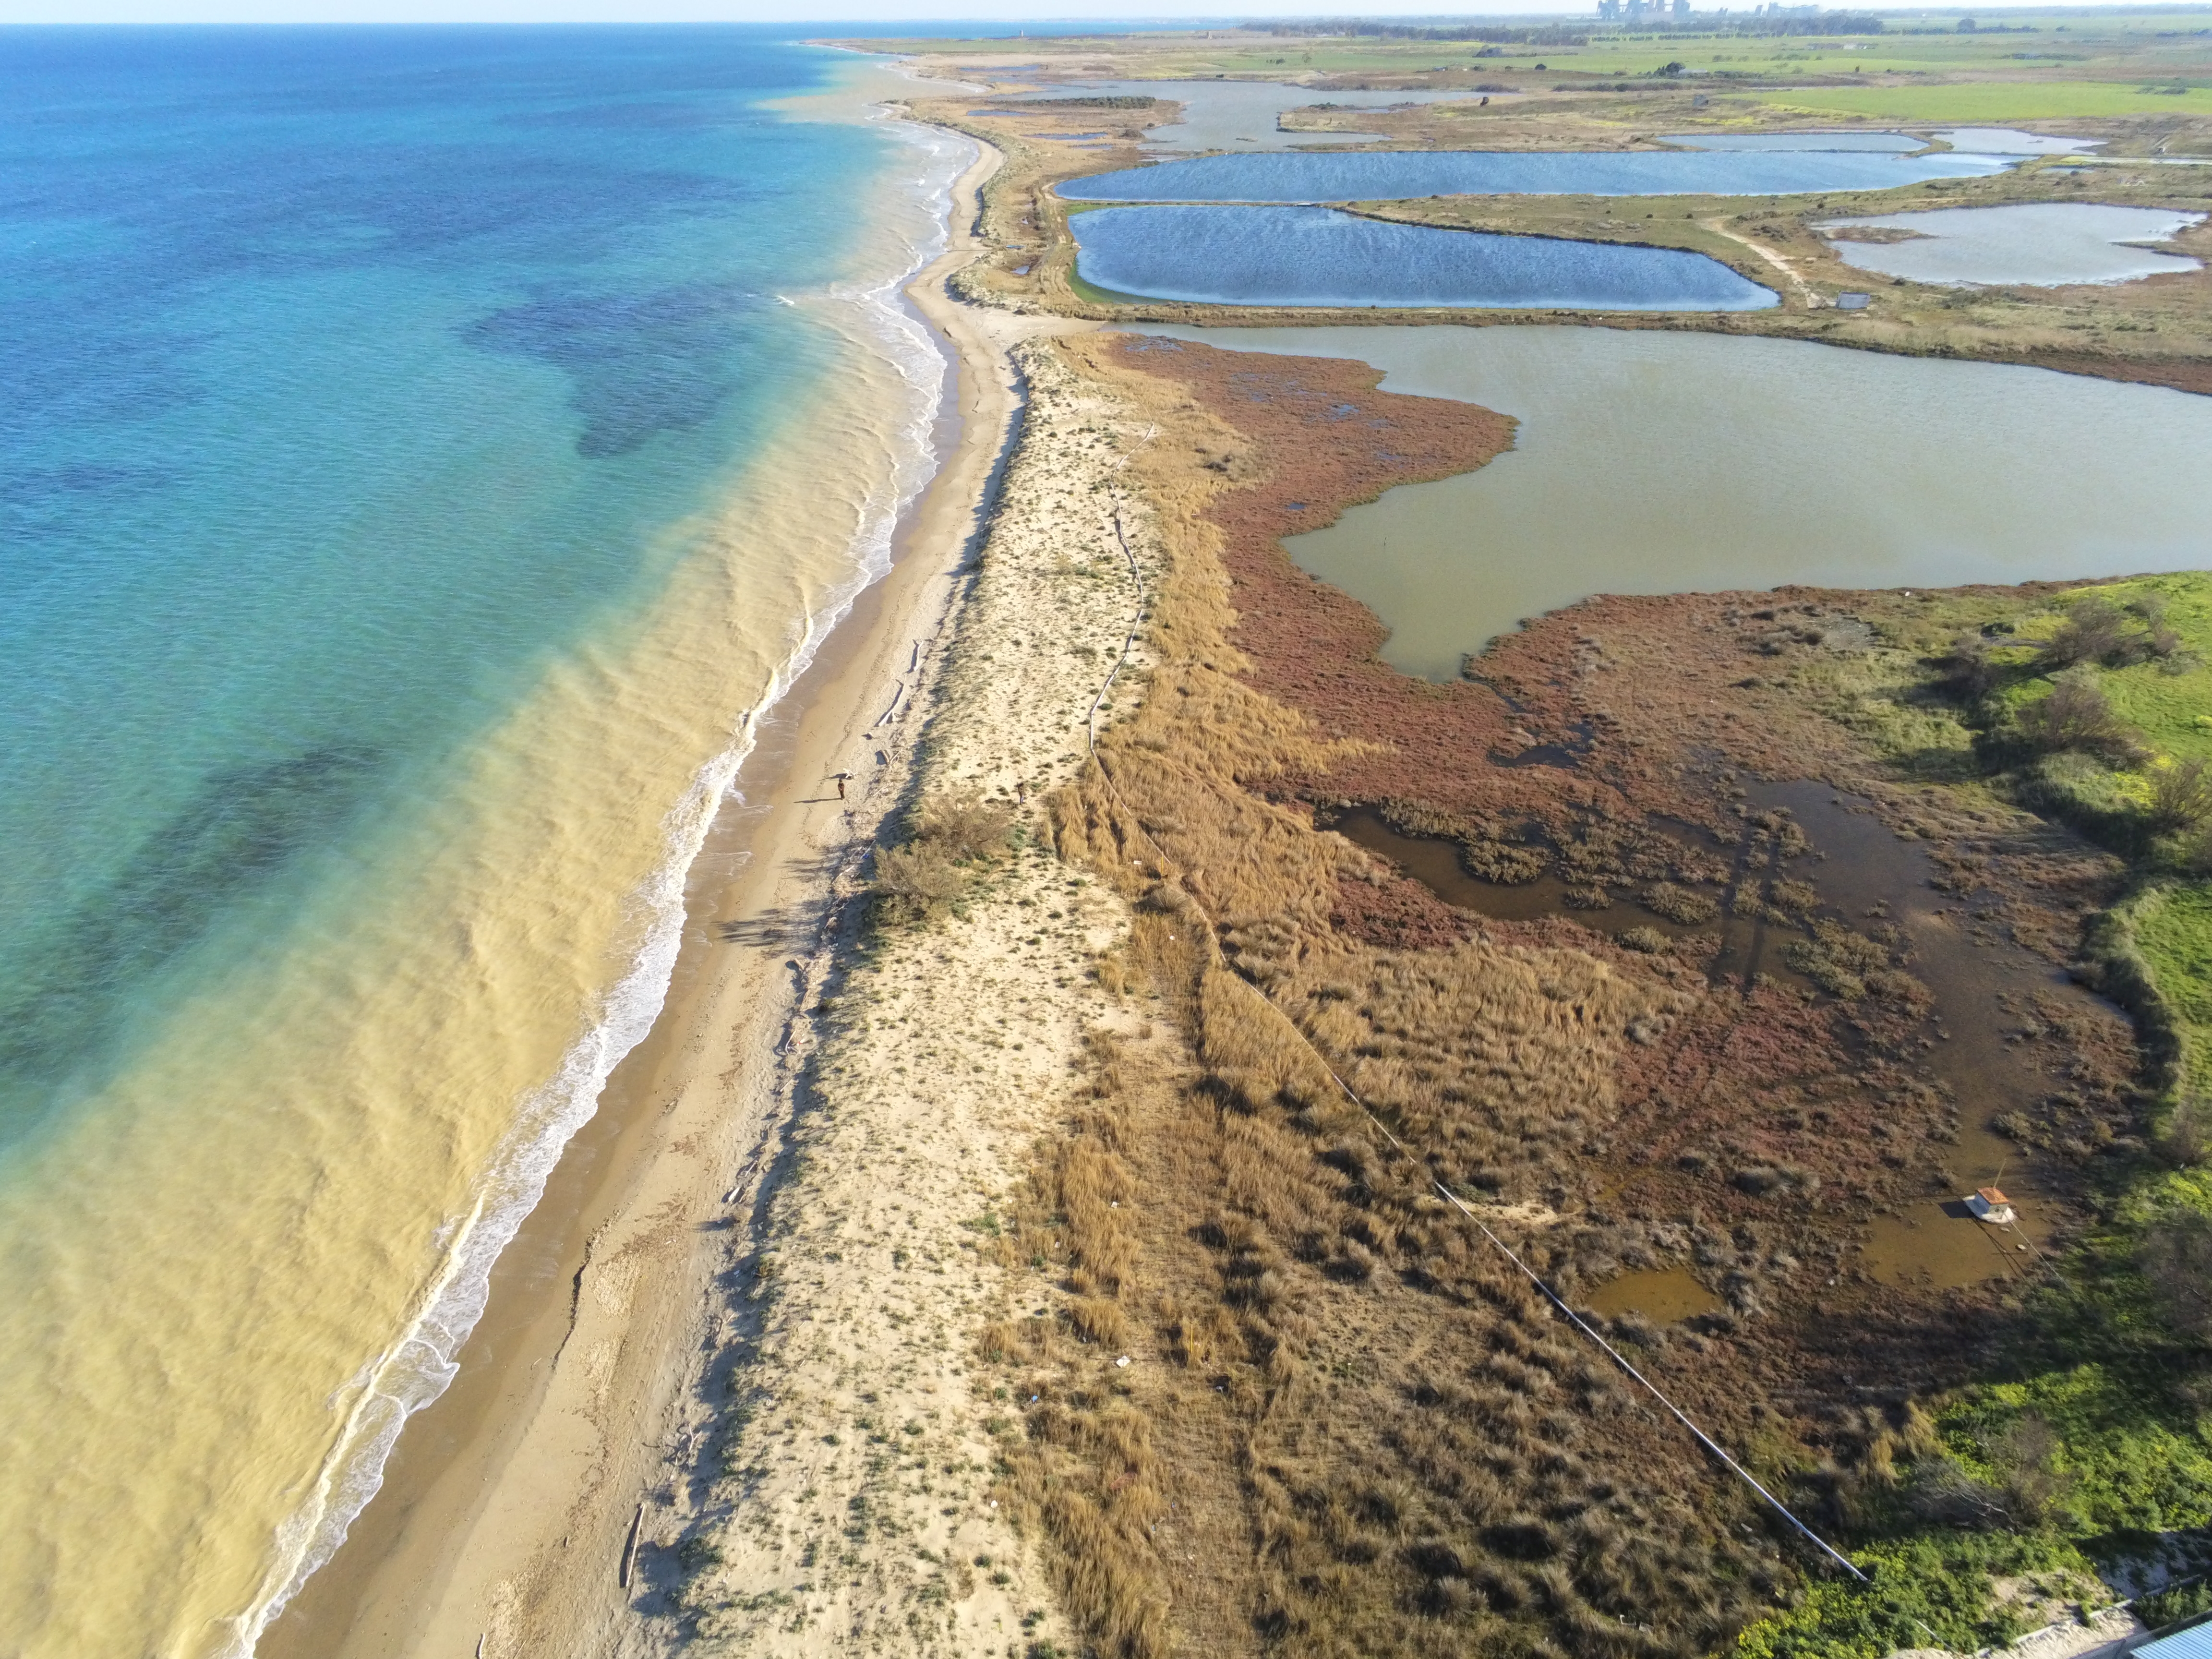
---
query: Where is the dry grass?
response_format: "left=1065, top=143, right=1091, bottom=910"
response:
left=974, top=337, right=1791, bottom=1658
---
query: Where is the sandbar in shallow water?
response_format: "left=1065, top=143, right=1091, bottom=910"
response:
left=1661, top=131, right=1925, bottom=153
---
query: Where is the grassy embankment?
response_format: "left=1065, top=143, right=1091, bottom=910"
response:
left=1735, top=574, right=2212, bottom=1657
left=1352, top=162, right=2212, bottom=384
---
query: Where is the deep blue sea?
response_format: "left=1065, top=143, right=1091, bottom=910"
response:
left=1074, top=204, right=1779, bottom=310
left=0, top=28, right=966, bottom=1654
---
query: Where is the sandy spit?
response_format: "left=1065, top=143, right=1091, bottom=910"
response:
left=638, top=335, right=1179, bottom=1657
left=259, top=135, right=1101, bottom=1659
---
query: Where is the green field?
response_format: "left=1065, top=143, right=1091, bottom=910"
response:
left=845, top=13, right=2212, bottom=94
left=1996, top=578, right=2212, bottom=767
left=1768, top=80, right=2212, bottom=119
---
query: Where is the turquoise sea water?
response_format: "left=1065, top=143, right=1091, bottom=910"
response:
left=0, top=28, right=964, bottom=1654
left=1, top=27, right=884, bottom=1145
left=1073, top=204, right=1778, bottom=310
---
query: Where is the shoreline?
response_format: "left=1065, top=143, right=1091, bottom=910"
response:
left=259, top=129, right=1045, bottom=1659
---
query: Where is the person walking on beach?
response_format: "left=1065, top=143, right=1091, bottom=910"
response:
left=832, top=771, right=850, bottom=801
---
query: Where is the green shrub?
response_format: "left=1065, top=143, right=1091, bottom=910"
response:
left=2140, top=1577, right=2212, bottom=1631
left=2014, top=672, right=2146, bottom=763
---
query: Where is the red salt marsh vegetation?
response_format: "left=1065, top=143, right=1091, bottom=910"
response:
left=982, top=332, right=2208, bottom=1659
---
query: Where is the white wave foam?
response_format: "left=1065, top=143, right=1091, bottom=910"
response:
left=227, top=108, right=977, bottom=1659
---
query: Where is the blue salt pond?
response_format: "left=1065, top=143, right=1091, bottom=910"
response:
left=1058, top=147, right=2010, bottom=202
left=1072, top=204, right=1778, bottom=310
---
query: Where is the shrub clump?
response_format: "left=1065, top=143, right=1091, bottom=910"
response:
left=2139, top=1577, right=2212, bottom=1631
left=1616, top=925, right=1669, bottom=954
left=916, top=791, right=1017, bottom=860
left=1783, top=921, right=1890, bottom=1001
left=2139, top=1208, right=2212, bottom=1345
left=2149, top=757, right=2212, bottom=835
left=2011, top=672, right=2146, bottom=763
left=1460, top=836, right=1546, bottom=884
left=1733, top=1163, right=1819, bottom=1200
left=873, top=789, right=1016, bottom=920
left=1643, top=881, right=1719, bottom=925
left=1940, top=630, right=1999, bottom=700
left=2036, top=592, right=2184, bottom=674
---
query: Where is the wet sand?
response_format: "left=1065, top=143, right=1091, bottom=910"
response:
left=260, top=137, right=1064, bottom=1659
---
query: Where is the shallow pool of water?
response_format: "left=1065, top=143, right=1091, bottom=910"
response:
left=1817, top=202, right=2204, bottom=286
left=1584, top=1267, right=1723, bottom=1321
left=1755, top=783, right=2074, bottom=1290
left=1325, top=805, right=1806, bottom=990
left=1075, top=204, right=1778, bottom=311
left=1139, top=324, right=2212, bottom=679
left=1059, top=148, right=2011, bottom=203
left=1930, top=127, right=2104, bottom=156
left=1061, top=80, right=1480, bottom=151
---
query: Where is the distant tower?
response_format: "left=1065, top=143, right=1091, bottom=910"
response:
left=1599, top=0, right=1621, bottom=18
left=1673, top=0, right=1691, bottom=16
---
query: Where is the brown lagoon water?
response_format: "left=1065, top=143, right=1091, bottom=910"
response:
left=1143, top=325, right=2212, bottom=680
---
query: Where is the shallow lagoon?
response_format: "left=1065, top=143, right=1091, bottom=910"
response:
left=1141, top=325, right=2212, bottom=679
left=1661, top=131, right=1924, bottom=152
left=1074, top=204, right=1777, bottom=310
left=1059, top=79, right=1481, bottom=151
left=1059, top=147, right=2011, bottom=203
left=1932, top=127, right=2104, bottom=156
left=1817, top=201, right=2204, bottom=286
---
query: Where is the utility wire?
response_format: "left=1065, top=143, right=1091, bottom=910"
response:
left=1071, top=440, right=1868, bottom=1586
left=1313, top=1058, right=1870, bottom=1584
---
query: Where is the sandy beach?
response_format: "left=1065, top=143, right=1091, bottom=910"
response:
left=260, top=132, right=1064, bottom=1659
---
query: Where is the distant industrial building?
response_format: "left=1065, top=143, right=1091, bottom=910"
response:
left=1599, top=0, right=1838, bottom=12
